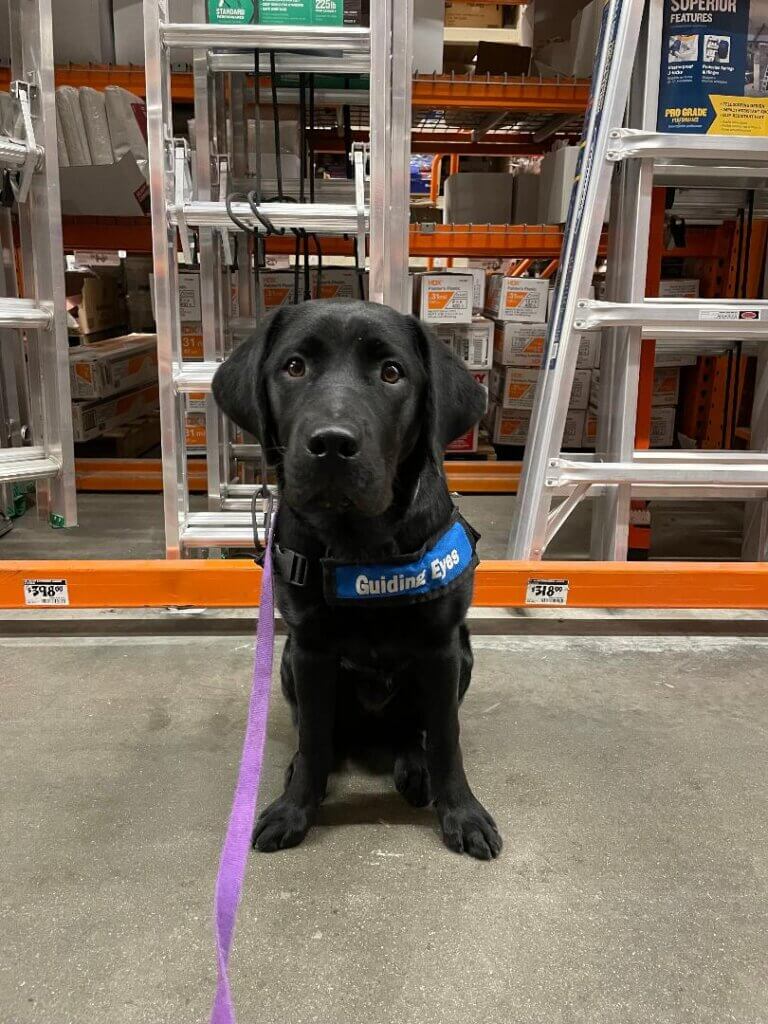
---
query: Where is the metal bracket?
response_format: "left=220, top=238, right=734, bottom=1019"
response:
left=173, top=139, right=194, bottom=263
left=351, top=141, right=369, bottom=270
left=9, top=80, right=42, bottom=204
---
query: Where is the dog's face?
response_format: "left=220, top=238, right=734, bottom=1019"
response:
left=212, top=301, right=486, bottom=518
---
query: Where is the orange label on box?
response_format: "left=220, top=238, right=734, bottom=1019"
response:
left=504, top=290, right=528, bottom=310
left=263, top=286, right=292, bottom=308
left=508, top=381, right=534, bottom=400
left=427, top=290, right=456, bottom=310
left=75, top=364, right=93, bottom=383
left=182, top=330, right=203, bottom=360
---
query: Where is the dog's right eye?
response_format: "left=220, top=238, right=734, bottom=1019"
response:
left=284, top=357, right=306, bottom=378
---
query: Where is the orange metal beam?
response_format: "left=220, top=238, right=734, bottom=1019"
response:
left=0, top=64, right=194, bottom=102
left=412, top=75, right=590, bottom=114
left=410, top=224, right=609, bottom=259
left=5, top=560, right=768, bottom=609
left=75, top=459, right=523, bottom=494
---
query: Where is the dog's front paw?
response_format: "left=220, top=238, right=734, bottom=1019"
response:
left=252, top=797, right=312, bottom=853
left=394, top=748, right=432, bottom=808
left=436, top=798, right=502, bottom=860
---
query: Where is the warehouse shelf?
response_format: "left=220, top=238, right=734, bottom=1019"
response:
left=74, top=458, right=523, bottom=495
left=412, top=74, right=590, bottom=114
left=0, top=63, right=193, bottom=101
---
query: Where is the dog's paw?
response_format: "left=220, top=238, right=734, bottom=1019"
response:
left=394, top=749, right=432, bottom=808
left=252, top=798, right=311, bottom=853
left=436, top=798, right=502, bottom=860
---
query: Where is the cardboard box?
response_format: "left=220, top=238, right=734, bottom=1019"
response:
left=445, top=2, right=504, bottom=28
left=576, top=333, right=600, bottom=369
left=71, top=383, right=159, bottom=442
left=484, top=275, right=549, bottom=322
left=73, top=272, right=127, bottom=337
left=314, top=267, right=368, bottom=301
left=260, top=270, right=299, bottom=310
left=186, top=413, right=207, bottom=450
left=69, top=333, right=157, bottom=399
left=445, top=424, right=479, bottom=453
left=446, top=267, right=486, bottom=313
left=486, top=404, right=530, bottom=445
left=490, top=365, right=540, bottom=409
left=470, top=369, right=490, bottom=412
left=652, top=366, right=680, bottom=406
left=179, top=269, right=202, bottom=322
left=60, top=154, right=150, bottom=217
left=512, top=172, right=541, bottom=224
left=591, top=366, right=680, bottom=408
left=658, top=278, right=700, bottom=298
left=491, top=364, right=590, bottom=410
left=437, top=318, right=494, bottom=370
left=493, top=322, right=546, bottom=367
left=569, top=368, right=592, bottom=411
left=586, top=405, right=675, bottom=449
left=53, top=0, right=114, bottom=64
left=564, top=409, right=586, bottom=448
left=650, top=405, right=676, bottom=447
left=443, top=173, right=515, bottom=225
left=415, top=273, right=474, bottom=324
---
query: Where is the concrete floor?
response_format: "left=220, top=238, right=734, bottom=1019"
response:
left=2, top=633, right=767, bottom=1024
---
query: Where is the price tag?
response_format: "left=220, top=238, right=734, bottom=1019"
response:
left=24, top=579, right=69, bottom=606
left=73, top=250, right=121, bottom=267
left=525, top=578, right=569, bottom=606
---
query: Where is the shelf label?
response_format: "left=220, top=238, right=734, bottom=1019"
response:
left=24, top=579, right=69, bottom=606
left=525, top=578, right=569, bottom=606
left=699, top=309, right=762, bottom=321
left=207, top=0, right=255, bottom=22
left=74, top=250, right=121, bottom=267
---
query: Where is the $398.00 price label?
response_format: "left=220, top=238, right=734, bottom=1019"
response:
left=24, top=579, right=69, bottom=606
left=525, top=578, right=569, bottom=606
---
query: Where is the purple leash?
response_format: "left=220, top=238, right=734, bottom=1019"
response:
left=210, top=512, right=275, bottom=1024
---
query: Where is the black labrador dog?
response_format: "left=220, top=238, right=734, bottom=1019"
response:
left=213, top=300, right=502, bottom=860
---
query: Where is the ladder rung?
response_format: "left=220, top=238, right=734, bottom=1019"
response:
left=547, top=458, right=768, bottom=488
left=633, top=450, right=768, bottom=465
left=0, top=298, right=52, bottom=330
left=0, top=447, right=60, bottom=483
left=574, top=299, right=768, bottom=338
left=162, top=22, right=370, bottom=55
left=181, top=512, right=266, bottom=549
left=230, top=444, right=262, bottom=459
left=209, top=49, right=370, bottom=75
left=0, top=134, right=37, bottom=172
left=171, top=200, right=367, bottom=235
left=175, top=362, right=219, bottom=393
left=607, top=129, right=768, bottom=166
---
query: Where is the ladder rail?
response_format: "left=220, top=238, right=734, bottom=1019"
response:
left=5, top=0, right=77, bottom=526
left=509, top=0, right=647, bottom=560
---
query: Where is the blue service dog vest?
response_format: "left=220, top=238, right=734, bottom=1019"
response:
left=320, top=511, right=479, bottom=606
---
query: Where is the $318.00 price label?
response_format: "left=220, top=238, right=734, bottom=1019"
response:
left=525, top=578, right=569, bottom=606
left=24, top=579, right=69, bottom=606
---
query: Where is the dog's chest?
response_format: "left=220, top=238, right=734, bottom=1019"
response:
left=338, top=635, right=411, bottom=712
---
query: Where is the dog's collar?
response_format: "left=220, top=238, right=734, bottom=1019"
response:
left=272, top=508, right=480, bottom=606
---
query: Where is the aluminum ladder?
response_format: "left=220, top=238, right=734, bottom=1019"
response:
left=145, top=1, right=414, bottom=557
left=0, top=0, right=77, bottom=528
left=508, top=0, right=768, bottom=562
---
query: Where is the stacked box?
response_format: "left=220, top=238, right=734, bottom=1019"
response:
left=414, top=273, right=474, bottom=324
left=487, top=406, right=584, bottom=448
left=445, top=371, right=489, bottom=454
left=658, top=279, right=700, bottom=298
left=491, top=365, right=591, bottom=411
left=591, top=367, right=680, bottom=408
left=314, top=267, right=368, bottom=302
left=445, top=267, right=486, bottom=314
left=484, top=275, right=549, bottom=322
left=71, top=382, right=158, bottom=442
left=583, top=406, right=676, bottom=449
left=445, top=2, right=504, bottom=28
left=435, top=318, right=493, bottom=370
left=69, top=333, right=157, bottom=399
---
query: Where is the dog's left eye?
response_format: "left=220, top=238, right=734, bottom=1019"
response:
left=285, top=357, right=306, bottom=378
left=381, top=362, right=403, bottom=384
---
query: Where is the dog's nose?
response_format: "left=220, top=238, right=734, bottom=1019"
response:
left=306, top=426, right=360, bottom=460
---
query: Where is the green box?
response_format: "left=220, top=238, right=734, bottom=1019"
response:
left=207, top=0, right=365, bottom=25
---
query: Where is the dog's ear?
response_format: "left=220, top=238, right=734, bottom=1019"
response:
left=212, top=305, right=291, bottom=463
left=408, top=315, right=487, bottom=451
